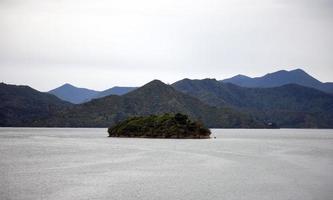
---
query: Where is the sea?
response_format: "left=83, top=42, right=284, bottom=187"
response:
left=1, top=128, right=333, bottom=200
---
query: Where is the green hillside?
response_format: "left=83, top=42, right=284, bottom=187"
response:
left=172, top=79, right=333, bottom=128
left=36, top=80, right=262, bottom=128
left=0, top=83, right=72, bottom=126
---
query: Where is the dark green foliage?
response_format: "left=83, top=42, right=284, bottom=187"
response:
left=108, top=113, right=211, bottom=138
left=175, top=113, right=188, bottom=124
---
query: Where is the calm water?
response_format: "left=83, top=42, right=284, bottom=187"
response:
left=1, top=128, right=333, bottom=200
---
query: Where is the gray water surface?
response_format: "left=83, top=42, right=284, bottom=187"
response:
left=1, top=128, right=333, bottom=200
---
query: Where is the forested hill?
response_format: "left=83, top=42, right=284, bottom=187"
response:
left=35, top=80, right=261, bottom=128
left=172, top=79, right=333, bottom=128
left=0, top=83, right=72, bottom=126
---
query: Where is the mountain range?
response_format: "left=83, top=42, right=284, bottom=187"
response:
left=49, top=84, right=137, bottom=104
left=35, top=80, right=259, bottom=128
left=172, top=79, right=333, bottom=128
left=1, top=68, right=332, bottom=128
left=48, top=69, right=333, bottom=105
left=222, top=69, right=333, bottom=94
left=92, top=86, right=137, bottom=100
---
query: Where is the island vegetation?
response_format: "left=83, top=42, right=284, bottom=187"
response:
left=107, top=113, right=211, bottom=139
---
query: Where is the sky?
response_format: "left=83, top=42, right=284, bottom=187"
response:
left=1, top=0, right=332, bottom=91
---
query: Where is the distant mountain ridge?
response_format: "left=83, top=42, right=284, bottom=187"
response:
left=222, top=69, right=333, bottom=94
left=48, top=84, right=137, bottom=104
left=172, top=78, right=333, bottom=128
left=48, top=69, right=332, bottom=104
left=91, top=86, right=137, bottom=100
left=49, top=83, right=99, bottom=104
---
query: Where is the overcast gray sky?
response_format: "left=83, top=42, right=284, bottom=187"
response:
left=1, top=0, right=332, bottom=91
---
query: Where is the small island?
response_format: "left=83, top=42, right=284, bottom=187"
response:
left=108, top=113, right=211, bottom=139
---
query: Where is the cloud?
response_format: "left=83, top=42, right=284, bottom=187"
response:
left=0, top=0, right=332, bottom=90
